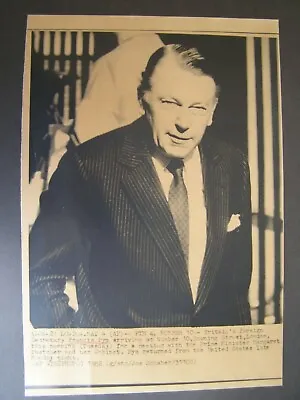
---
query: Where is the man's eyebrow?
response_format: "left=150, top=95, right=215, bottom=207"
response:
left=189, top=101, right=207, bottom=107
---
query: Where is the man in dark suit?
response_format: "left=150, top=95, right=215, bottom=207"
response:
left=29, top=44, right=252, bottom=328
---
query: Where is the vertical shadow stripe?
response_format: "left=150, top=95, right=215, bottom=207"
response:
left=255, top=37, right=266, bottom=324
left=270, top=37, right=282, bottom=323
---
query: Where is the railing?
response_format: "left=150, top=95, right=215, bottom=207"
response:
left=31, top=30, right=96, bottom=122
left=247, top=36, right=283, bottom=324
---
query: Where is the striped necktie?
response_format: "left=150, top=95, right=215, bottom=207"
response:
left=167, top=159, right=189, bottom=264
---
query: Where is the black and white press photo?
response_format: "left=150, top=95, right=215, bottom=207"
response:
left=22, top=15, right=283, bottom=396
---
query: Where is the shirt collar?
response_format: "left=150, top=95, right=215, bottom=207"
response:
left=152, top=147, right=199, bottom=171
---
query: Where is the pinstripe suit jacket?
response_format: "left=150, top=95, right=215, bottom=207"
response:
left=30, top=116, right=252, bottom=328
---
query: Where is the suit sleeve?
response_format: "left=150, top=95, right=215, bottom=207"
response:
left=232, top=150, right=253, bottom=325
left=29, top=150, right=87, bottom=328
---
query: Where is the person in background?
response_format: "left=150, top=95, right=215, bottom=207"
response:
left=75, top=32, right=163, bottom=142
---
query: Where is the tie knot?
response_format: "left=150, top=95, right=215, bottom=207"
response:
left=167, top=159, right=184, bottom=176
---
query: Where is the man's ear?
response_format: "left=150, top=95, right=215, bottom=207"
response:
left=140, top=91, right=151, bottom=114
left=141, top=90, right=149, bottom=104
left=207, top=98, right=218, bottom=127
left=138, top=94, right=144, bottom=109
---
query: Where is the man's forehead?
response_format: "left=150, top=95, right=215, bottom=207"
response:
left=150, top=53, right=217, bottom=101
left=151, top=52, right=187, bottom=77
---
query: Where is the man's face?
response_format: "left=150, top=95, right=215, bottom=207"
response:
left=143, top=54, right=218, bottom=159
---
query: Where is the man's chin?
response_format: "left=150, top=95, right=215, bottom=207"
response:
left=163, top=145, right=193, bottom=160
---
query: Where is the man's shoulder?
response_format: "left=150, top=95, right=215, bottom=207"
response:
left=77, top=126, right=125, bottom=154
left=202, top=133, right=247, bottom=165
left=75, top=116, right=147, bottom=160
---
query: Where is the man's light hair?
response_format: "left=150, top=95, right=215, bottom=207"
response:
left=138, top=43, right=220, bottom=104
left=167, top=44, right=205, bottom=68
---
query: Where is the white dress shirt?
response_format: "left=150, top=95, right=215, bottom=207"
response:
left=152, top=148, right=207, bottom=302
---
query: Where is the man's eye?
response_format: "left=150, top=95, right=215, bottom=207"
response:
left=161, top=100, right=179, bottom=106
left=190, top=106, right=207, bottom=111
left=189, top=106, right=208, bottom=115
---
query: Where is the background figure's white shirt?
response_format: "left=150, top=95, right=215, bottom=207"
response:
left=75, top=33, right=163, bottom=142
left=152, top=148, right=207, bottom=302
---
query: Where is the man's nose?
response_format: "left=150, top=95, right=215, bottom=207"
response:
left=175, top=123, right=189, bottom=134
left=175, top=109, right=191, bottom=134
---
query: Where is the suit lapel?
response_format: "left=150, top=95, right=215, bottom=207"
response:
left=119, top=119, right=191, bottom=295
left=194, top=136, right=230, bottom=313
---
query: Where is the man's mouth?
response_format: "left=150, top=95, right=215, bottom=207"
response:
left=167, top=132, right=191, bottom=142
